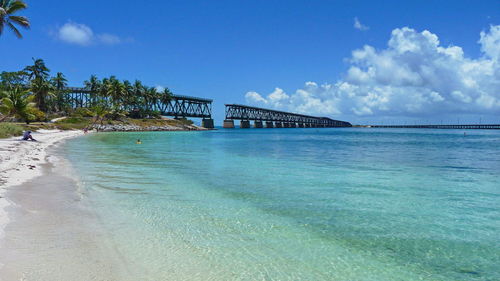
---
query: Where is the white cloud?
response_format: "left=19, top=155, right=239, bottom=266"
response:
left=354, top=17, right=369, bottom=31
left=97, top=33, right=121, bottom=45
left=57, top=22, right=123, bottom=46
left=58, top=22, right=94, bottom=45
left=245, top=25, right=500, bottom=121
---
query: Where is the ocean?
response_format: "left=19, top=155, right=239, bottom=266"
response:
left=60, top=128, right=500, bottom=280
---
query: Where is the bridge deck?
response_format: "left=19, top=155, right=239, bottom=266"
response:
left=224, top=104, right=351, bottom=127
left=368, top=124, right=500, bottom=129
left=58, top=87, right=213, bottom=119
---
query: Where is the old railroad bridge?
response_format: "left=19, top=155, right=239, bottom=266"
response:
left=62, top=87, right=352, bottom=129
left=223, top=104, right=352, bottom=128
left=57, top=87, right=500, bottom=130
left=64, top=87, right=215, bottom=128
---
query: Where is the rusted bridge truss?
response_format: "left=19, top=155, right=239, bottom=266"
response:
left=224, top=104, right=351, bottom=127
left=63, top=87, right=212, bottom=119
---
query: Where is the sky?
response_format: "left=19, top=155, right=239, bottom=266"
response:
left=1, top=0, right=499, bottom=124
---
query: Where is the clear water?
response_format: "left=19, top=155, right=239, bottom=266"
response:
left=61, top=128, right=500, bottom=280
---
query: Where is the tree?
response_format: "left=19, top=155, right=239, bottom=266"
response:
left=0, top=86, right=35, bottom=122
left=24, top=58, right=53, bottom=112
left=84, top=75, right=102, bottom=106
left=30, top=77, right=54, bottom=112
left=0, top=0, right=30, bottom=39
left=24, top=58, right=50, bottom=80
left=0, top=70, right=28, bottom=89
left=161, top=87, right=173, bottom=104
left=51, top=72, right=67, bottom=111
left=106, top=76, right=126, bottom=106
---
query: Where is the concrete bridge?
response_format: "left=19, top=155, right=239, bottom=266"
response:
left=63, top=87, right=214, bottom=128
left=368, top=124, right=500, bottom=129
left=223, top=104, right=351, bottom=128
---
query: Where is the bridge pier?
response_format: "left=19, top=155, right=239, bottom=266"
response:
left=298, top=123, right=304, bottom=128
left=254, top=121, right=263, bottom=128
left=265, top=121, right=274, bottom=128
left=275, top=122, right=283, bottom=128
left=290, top=123, right=297, bottom=128
left=202, top=118, right=214, bottom=129
left=283, top=123, right=289, bottom=128
left=240, top=120, right=251, bottom=128
left=223, top=119, right=235, bottom=128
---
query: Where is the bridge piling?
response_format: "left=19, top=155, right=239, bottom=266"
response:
left=265, top=121, right=274, bottom=128
left=240, top=120, right=251, bottom=128
left=275, top=122, right=283, bottom=128
left=202, top=119, right=214, bottom=129
left=254, top=121, right=263, bottom=128
left=223, top=120, right=235, bottom=128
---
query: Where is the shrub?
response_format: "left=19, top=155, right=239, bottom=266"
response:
left=72, top=108, right=94, bottom=117
left=0, top=123, right=24, bottom=138
left=27, top=107, right=47, bottom=122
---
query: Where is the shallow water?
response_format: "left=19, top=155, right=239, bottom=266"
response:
left=62, top=128, right=500, bottom=280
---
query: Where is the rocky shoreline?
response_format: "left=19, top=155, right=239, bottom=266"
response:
left=92, top=123, right=209, bottom=132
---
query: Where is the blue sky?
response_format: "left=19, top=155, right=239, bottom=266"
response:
left=1, top=0, right=499, bottom=124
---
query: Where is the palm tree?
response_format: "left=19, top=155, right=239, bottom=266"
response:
left=0, top=86, right=35, bottom=122
left=106, top=77, right=126, bottom=106
left=30, top=77, right=54, bottom=112
left=84, top=75, right=101, bottom=106
left=24, top=58, right=50, bottom=80
left=51, top=72, right=67, bottom=111
left=0, top=0, right=30, bottom=39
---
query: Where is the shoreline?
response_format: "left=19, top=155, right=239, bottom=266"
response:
left=0, top=140, right=136, bottom=280
left=0, top=130, right=85, bottom=243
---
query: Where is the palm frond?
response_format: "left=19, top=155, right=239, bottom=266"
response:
left=8, top=15, right=29, bottom=28
left=5, top=0, right=27, bottom=14
left=7, top=21, right=21, bottom=38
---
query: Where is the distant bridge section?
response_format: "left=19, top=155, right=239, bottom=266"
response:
left=63, top=87, right=214, bottom=128
left=368, top=124, right=500, bottom=130
left=224, top=104, right=351, bottom=128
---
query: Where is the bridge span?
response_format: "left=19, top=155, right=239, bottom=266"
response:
left=223, top=104, right=351, bottom=128
left=368, top=124, right=500, bottom=130
left=63, top=87, right=214, bottom=128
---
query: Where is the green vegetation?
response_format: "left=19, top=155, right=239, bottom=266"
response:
left=0, top=122, right=23, bottom=138
left=1, top=58, right=175, bottom=125
left=0, top=86, right=35, bottom=121
left=0, top=0, right=30, bottom=39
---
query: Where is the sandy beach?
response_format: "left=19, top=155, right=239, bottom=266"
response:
left=0, top=130, right=135, bottom=280
left=0, top=130, right=84, bottom=240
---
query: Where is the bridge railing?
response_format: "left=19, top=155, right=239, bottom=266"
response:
left=54, top=87, right=213, bottom=119
left=225, top=104, right=351, bottom=127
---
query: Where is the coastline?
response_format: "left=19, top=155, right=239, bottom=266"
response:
left=0, top=130, right=84, bottom=242
left=0, top=138, right=138, bottom=280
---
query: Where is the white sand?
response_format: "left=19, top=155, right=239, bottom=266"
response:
left=0, top=129, right=84, bottom=242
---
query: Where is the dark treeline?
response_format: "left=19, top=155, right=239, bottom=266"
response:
left=0, top=58, right=173, bottom=122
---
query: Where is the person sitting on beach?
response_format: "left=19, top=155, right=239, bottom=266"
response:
left=22, top=131, right=36, bottom=141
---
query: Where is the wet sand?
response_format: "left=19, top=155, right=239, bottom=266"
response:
left=0, top=148, right=136, bottom=280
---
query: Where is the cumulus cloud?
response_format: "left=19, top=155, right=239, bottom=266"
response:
left=57, top=22, right=123, bottom=46
left=354, top=17, right=369, bottom=31
left=245, top=25, right=500, bottom=121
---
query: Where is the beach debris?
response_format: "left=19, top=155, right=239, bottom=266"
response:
left=27, top=164, right=36, bottom=170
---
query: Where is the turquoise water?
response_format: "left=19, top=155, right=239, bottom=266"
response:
left=61, top=128, right=500, bottom=280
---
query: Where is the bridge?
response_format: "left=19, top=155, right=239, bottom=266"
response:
left=367, top=124, right=500, bottom=130
left=223, top=104, right=352, bottom=128
left=63, top=87, right=214, bottom=128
